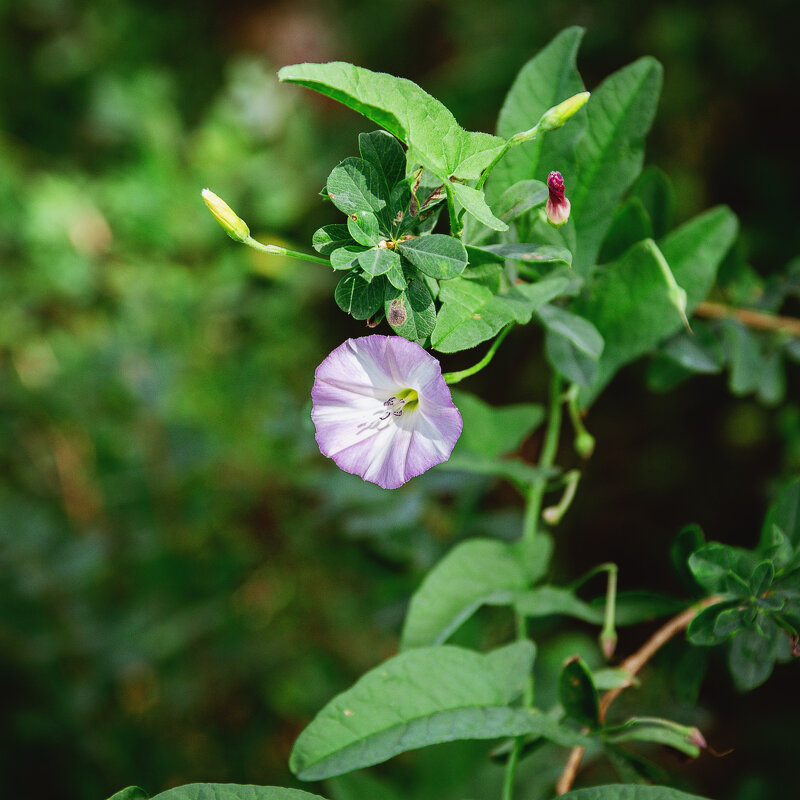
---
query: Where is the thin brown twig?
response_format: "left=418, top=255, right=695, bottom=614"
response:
left=555, top=595, right=723, bottom=795
left=694, top=301, right=800, bottom=337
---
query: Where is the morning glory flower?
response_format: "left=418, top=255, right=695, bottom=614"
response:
left=311, top=336, right=462, bottom=489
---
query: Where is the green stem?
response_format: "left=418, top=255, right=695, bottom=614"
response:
left=442, top=325, right=513, bottom=384
left=444, top=183, right=463, bottom=238
left=476, top=141, right=512, bottom=192
left=522, top=373, right=564, bottom=541
left=503, top=374, right=564, bottom=800
left=244, top=236, right=331, bottom=266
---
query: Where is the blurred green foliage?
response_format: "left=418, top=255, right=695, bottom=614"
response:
left=0, top=1, right=798, bottom=799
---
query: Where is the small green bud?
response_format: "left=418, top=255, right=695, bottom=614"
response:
left=599, top=628, right=618, bottom=660
left=575, top=431, right=596, bottom=459
left=539, top=91, right=591, bottom=132
left=202, top=188, right=250, bottom=242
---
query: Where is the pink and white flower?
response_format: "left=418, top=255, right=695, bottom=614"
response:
left=311, top=336, right=462, bottom=489
left=545, top=171, right=571, bottom=227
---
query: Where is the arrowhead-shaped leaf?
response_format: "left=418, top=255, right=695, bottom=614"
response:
left=289, top=642, right=536, bottom=780
left=401, top=537, right=552, bottom=649
left=279, top=62, right=505, bottom=182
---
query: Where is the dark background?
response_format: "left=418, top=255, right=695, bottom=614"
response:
left=1, top=1, right=798, bottom=798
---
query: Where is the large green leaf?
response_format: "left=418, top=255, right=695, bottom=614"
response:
left=279, top=63, right=505, bottom=183
left=577, top=206, right=737, bottom=406
left=401, top=537, right=552, bottom=649
left=432, top=274, right=570, bottom=353
left=559, top=656, right=600, bottom=729
left=493, top=27, right=586, bottom=201
left=289, top=642, right=536, bottom=780
left=559, top=787, right=710, bottom=800
left=108, top=787, right=330, bottom=800
left=568, top=57, right=663, bottom=276
left=451, top=389, right=545, bottom=460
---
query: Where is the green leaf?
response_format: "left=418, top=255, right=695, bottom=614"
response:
left=578, top=206, right=737, bottom=405
left=432, top=274, right=570, bottom=353
left=279, top=62, right=506, bottom=182
left=347, top=210, right=382, bottom=246
left=330, top=245, right=366, bottom=271
left=515, top=585, right=600, bottom=623
left=357, top=246, right=401, bottom=279
left=603, top=720, right=700, bottom=758
left=384, top=273, right=435, bottom=341
left=400, top=536, right=552, bottom=649
left=107, top=789, right=148, bottom=800
left=474, top=243, right=573, bottom=266
left=546, top=329, right=599, bottom=387
left=593, top=668, right=638, bottom=691
left=536, top=304, right=603, bottom=358
left=437, top=453, right=555, bottom=489
left=761, top=477, right=800, bottom=549
left=493, top=27, right=586, bottom=200
left=559, top=786, right=710, bottom=800
left=151, top=787, right=329, bottom=800
left=358, top=130, right=406, bottom=196
left=713, top=607, right=748, bottom=639
left=728, top=620, right=782, bottom=691
left=397, top=235, right=469, bottom=280
left=631, top=166, right=675, bottom=239
left=559, top=656, right=600, bottom=729
left=660, top=322, right=724, bottom=374
left=569, top=57, right=663, bottom=276
left=598, top=197, right=654, bottom=263
left=289, top=642, right=536, bottom=780
left=313, top=224, right=354, bottom=255
left=334, top=272, right=385, bottom=320
left=749, top=561, right=775, bottom=596
left=759, top=524, right=795, bottom=571
left=687, top=602, right=737, bottom=646
left=449, top=181, right=508, bottom=231
left=326, top=157, right=387, bottom=217
left=670, top=523, right=706, bottom=591
left=688, top=543, right=758, bottom=594
left=450, top=389, right=545, bottom=460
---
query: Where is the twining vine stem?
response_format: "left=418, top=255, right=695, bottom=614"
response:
left=503, top=372, right=565, bottom=800
left=555, top=595, right=724, bottom=795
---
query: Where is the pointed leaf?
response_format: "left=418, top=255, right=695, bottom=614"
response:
left=603, top=720, right=700, bottom=758
left=107, top=790, right=148, bottom=800
left=397, top=235, right=469, bottom=279
left=289, top=642, right=536, bottom=780
left=451, top=389, right=545, bottom=460
left=493, top=27, right=586, bottom=200
left=432, top=274, right=570, bottom=353
left=536, top=304, right=603, bottom=358
left=279, top=62, right=505, bottom=181
left=569, top=57, right=663, bottom=275
left=475, top=243, right=573, bottom=266
left=401, top=536, right=552, bottom=649
left=559, top=656, right=600, bottom=729
left=449, top=181, right=508, bottom=231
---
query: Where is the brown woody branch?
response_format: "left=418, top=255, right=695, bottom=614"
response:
left=694, top=301, right=800, bottom=337
left=555, top=596, right=723, bottom=795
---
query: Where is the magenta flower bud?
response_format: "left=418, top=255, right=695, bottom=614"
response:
left=546, top=171, right=571, bottom=227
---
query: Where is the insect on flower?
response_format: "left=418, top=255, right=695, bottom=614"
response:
left=311, top=336, right=463, bottom=489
